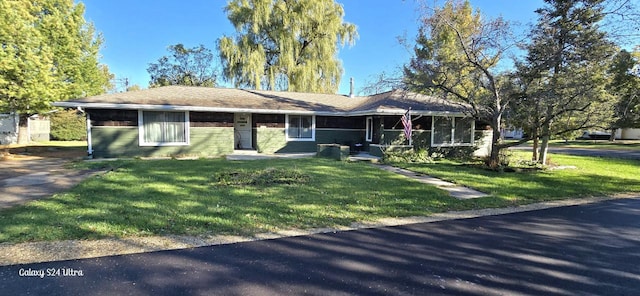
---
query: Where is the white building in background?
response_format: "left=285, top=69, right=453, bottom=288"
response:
left=616, top=128, right=640, bottom=140
left=0, top=113, right=19, bottom=145
left=501, top=127, right=524, bottom=139
left=0, top=113, right=50, bottom=145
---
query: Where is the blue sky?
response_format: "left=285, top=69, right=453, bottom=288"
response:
left=81, top=0, right=544, bottom=95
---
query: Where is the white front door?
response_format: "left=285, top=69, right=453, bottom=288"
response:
left=234, top=113, right=252, bottom=149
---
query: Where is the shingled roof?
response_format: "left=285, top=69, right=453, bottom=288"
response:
left=54, top=86, right=469, bottom=116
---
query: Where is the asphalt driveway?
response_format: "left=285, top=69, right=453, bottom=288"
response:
left=1, top=198, right=639, bottom=295
left=0, top=158, right=99, bottom=209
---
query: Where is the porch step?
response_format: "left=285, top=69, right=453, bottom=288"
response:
left=231, top=149, right=259, bottom=155
left=348, top=152, right=381, bottom=163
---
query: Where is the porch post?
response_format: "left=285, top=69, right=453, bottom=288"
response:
left=85, top=110, right=93, bottom=157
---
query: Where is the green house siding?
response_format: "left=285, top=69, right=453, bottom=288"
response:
left=254, top=128, right=287, bottom=154
left=91, top=126, right=233, bottom=158
left=255, top=127, right=364, bottom=153
left=91, top=127, right=138, bottom=158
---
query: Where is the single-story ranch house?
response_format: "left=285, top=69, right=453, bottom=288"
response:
left=53, top=86, right=490, bottom=158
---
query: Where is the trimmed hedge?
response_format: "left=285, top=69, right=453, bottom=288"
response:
left=50, top=109, right=86, bottom=141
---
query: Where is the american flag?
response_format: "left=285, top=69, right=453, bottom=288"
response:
left=401, top=109, right=412, bottom=144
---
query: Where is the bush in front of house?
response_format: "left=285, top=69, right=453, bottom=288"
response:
left=427, top=146, right=477, bottom=162
left=383, top=149, right=434, bottom=163
left=50, top=109, right=86, bottom=141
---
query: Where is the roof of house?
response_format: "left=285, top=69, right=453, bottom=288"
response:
left=53, top=86, right=469, bottom=116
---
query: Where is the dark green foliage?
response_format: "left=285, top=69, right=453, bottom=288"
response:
left=214, top=168, right=310, bottom=186
left=383, top=149, right=433, bottom=163
left=428, top=146, right=477, bottom=162
left=147, top=44, right=217, bottom=87
left=50, top=109, right=86, bottom=141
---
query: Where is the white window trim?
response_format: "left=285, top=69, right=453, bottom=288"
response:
left=138, top=110, right=190, bottom=146
left=365, top=116, right=373, bottom=142
left=431, top=116, right=474, bottom=147
left=285, top=114, right=316, bottom=142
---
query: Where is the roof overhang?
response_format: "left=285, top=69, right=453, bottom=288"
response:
left=53, top=101, right=467, bottom=117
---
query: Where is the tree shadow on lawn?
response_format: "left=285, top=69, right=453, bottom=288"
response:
left=0, top=158, right=460, bottom=243
left=12, top=198, right=639, bottom=295
left=401, top=158, right=640, bottom=202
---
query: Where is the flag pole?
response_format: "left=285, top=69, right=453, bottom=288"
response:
left=408, top=108, right=412, bottom=146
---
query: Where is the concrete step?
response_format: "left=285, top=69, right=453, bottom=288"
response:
left=231, top=149, right=259, bottom=155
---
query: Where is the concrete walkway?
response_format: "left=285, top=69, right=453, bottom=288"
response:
left=375, top=164, right=489, bottom=199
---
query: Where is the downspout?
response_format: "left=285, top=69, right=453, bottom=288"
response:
left=78, top=107, right=93, bottom=157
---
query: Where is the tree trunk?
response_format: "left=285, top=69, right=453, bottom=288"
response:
left=17, top=115, right=29, bottom=144
left=539, top=121, right=551, bottom=165
left=487, top=118, right=502, bottom=169
left=531, top=128, right=539, bottom=162
left=609, top=129, right=617, bottom=141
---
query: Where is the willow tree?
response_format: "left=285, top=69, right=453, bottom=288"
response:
left=404, top=0, right=518, bottom=168
left=218, top=0, right=357, bottom=93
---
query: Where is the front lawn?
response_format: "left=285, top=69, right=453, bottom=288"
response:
left=1, top=154, right=637, bottom=244
left=0, top=158, right=457, bottom=243
left=393, top=151, right=640, bottom=203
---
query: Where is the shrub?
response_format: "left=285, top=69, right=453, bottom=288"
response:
left=383, top=149, right=434, bottom=163
left=213, top=168, right=310, bottom=186
left=427, top=146, right=476, bottom=162
left=50, top=109, right=86, bottom=141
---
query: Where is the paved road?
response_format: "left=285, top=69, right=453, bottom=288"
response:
left=511, top=146, right=640, bottom=160
left=1, top=198, right=639, bottom=295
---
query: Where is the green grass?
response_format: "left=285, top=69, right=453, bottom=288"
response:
left=1, top=155, right=638, bottom=244
left=393, top=151, right=640, bottom=204
left=544, top=140, right=640, bottom=150
left=0, top=158, right=460, bottom=243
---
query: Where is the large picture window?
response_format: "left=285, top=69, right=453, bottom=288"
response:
left=432, top=116, right=473, bottom=147
left=139, top=111, right=189, bottom=146
left=286, top=115, right=315, bottom=141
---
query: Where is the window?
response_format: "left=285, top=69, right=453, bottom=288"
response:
left=139, top=111, right=189, bottom=146
left=432, top=116, right=474, bottom=146
left=365, top=117, right=374, bottom=142
left=286, top=115, right=315, bottom=141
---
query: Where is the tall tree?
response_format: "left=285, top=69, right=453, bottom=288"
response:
left=0, top=0, right=112, bottom=117
left=218, top=0, right=357, bottom=93
left=147, top=44, right=217, bottom=88
left=518, top=0, right=617, bottom=164
left=608, top=49, right=640, bottom=133
left=403, top=0, right=519, bottom=168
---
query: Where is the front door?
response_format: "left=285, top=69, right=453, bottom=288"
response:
left=234, top=113, right=252, bottom=149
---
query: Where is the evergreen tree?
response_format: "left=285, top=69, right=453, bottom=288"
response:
left=518, top=0, right=617, bottom=164
left=608, top=49, right=640, bottom=131
left=218, top=0, right=357, bottom=93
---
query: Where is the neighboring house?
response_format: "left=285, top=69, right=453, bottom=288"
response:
left=53, top=86, right=488, bottom=158
left=0, top=113, right=50, bottom=145
left=0, top=113, right=19, bottom=145
left=501, top=127, right=524, bottom=139
left=615, top=128, right=640, bottom=140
